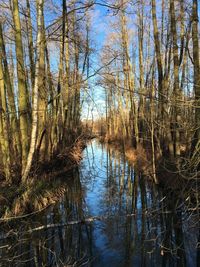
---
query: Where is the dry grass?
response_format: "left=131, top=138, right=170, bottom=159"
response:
left=125, top=148, right=137, bottom=163
left=68, top=140, right=83, bottom=164
left=102, top=138, right=155, bottom=181
left=3, top=179, right=69, bottom=218
left=125, top=144, right=152, bottom=174
left=1, top=137, right=86, bottom=219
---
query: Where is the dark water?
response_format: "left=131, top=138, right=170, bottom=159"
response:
left=0, top=140, right=199, bottom=266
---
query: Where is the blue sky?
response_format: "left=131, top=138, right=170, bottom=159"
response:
left=81, top=3, right=109, bottom=120
left=16, top=0, right=200, bottom=120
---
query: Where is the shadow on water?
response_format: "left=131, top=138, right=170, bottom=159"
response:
left=0, top=139, right=199, bottom=266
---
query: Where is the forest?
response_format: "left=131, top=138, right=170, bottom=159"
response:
left=0, top=0, right=200, bottom=266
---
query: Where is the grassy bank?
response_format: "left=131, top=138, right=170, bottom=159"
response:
left=98, top=134, right=197, bottom=190
left=0, top=136, right=87, bottom=219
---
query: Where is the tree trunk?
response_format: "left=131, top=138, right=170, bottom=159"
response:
left=192, top=0, right=200, bottom=146
left=37, top=1, right=47, bottom=160
left=0, top=22, right=21, bottom=157
left=22, top=0, right=44, bottom=183
left=151, top=0, right=163, bottom=115
left=0, top=54, right=11, bottom=181
left=170, top=0, right=181, bottom=157
left=26, top=0, right=35, bottom=92
left=12, top=0, right=30, bottom=171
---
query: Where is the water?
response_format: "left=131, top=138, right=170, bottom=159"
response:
left=0, top=139, right=199, bottom=266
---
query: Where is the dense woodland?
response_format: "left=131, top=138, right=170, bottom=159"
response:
left=0, top=0, right=91, bottom=183
left=97, top=0, right=200, bottom=186
left=0, top=0, right=200, bottom=265
left=0, top=0, right=199, bottom=188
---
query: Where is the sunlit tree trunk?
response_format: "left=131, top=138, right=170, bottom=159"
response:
left=62, top=0, right=70, bottom=135
left=138, top=0, right=145, bottom=141
left=12, top=0, right=30, bottom=171
left=0, top=22, right=21, bottom=156
left=57, top=0, right=69, bottom=142
left=22, top=0, right=44, bottom=183
left=120, top=0, right=138, bottom=146
left=37, top=1, right=47, bottom=160
left=0, top=54, right=11, bottom=181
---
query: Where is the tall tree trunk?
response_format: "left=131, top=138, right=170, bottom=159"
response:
left=62, top=0, right=70, bottom=136
left=192, top=0, right=200, bottom=146
left=64, top=10, right=70, bottom=133
left=22, top=0, right=44, bottom=183
left=0, top=22, right=21, bottom=156
left=170, top=0, right=181, bottom=158
left=72, top=7, right=81, bottom=130
left=37, top=1, right=47, bottom=160
left=0, top=54, right=11, bottom=181
left=12, top=0, right=30, bottom=171
left=191, top=0, right=200, bottom=169
left=151, top=0, right=163, bottom=116
left=26, top=0, right=35, bottom=92
left=138, top=0, right=145, bottom=141
left=45, top=46, right=55, bottom=155
left=57, top=0, right=66, bottom=142
left=151, top=0, right=173, bottom=157
left=120, top=0, right=138, bottom=146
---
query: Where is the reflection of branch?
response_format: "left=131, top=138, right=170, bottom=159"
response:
left=0, top=209, right=178, bottom=240
left=28, top=217, right=102, bottom=233
left=0, top=204, right=51, bottom=223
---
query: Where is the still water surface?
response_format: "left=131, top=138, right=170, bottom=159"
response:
left=0, top=140, right=199, bottom=266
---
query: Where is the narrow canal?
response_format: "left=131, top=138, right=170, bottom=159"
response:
left=0, top=140, right=199, bottom=266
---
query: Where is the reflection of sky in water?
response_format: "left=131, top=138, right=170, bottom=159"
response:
left=0, top=139, right=199, bottom=267
left=79, top=140, right=199, bottom=267
left=80, top=140, right=141, bottom=215
left=80, top=140, right=137, bottom=266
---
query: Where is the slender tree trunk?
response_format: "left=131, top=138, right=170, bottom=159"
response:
left=45, top=46, right=55, bottom=156
left=192, top=0, right=200, bottom=148
left=12, top=0, right=30, bottom=171
left=0, top=22, right=21, bottom=156
left=62, top=0, right=70, bottom=135
left=170, top=0, right=181, bottom=157
left=26, top=0, right=35, bottom=92
left=0, top=54, right=11, bottom=181
left=152, top=0, right=173, bottom=157
left=37, top=2, right=47, bottom=160
left=57, top=0, right=67, bottom=141
left=72, top=8, right=81, bottom=130
left=150, top=61, right=158, bottom=184
left=64, top=11, right=70, bottom=131
left=22, top=0, right=44, bottom=183
left=151, top=0, right=163, bottom=116
left=120, top=0, right=138, bottom=146
left=138, top=1, right=145, bottom=141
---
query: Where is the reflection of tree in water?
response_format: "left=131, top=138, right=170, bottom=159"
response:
left=0, top=169, right=93, bottom=267
left=95, top=143, right=199, bottom=267
left=0, top=141, right=199, bottom=266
